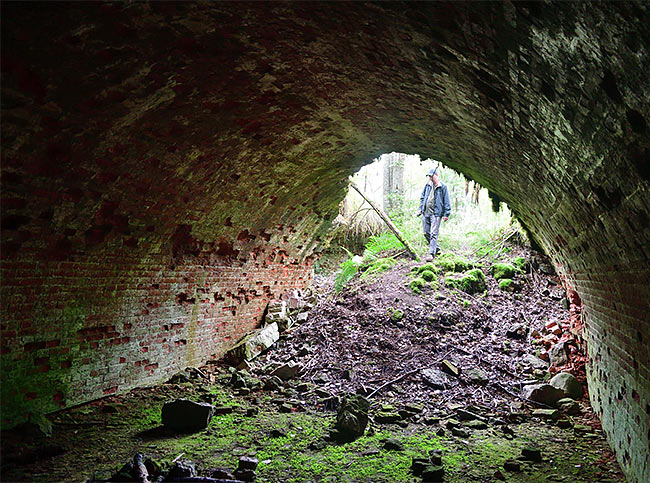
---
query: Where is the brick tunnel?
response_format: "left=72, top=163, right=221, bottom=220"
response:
left=1, top=2, right=649, bottom=481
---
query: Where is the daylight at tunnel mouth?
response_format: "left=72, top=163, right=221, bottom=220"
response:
left=1, top=1, right=649, bottom=482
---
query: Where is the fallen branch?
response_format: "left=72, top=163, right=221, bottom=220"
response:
left=367, top=348, right=454, bottom=398
left=367, top=368, right=421, bottom=399
left=349, top=182, right=419, bottom=260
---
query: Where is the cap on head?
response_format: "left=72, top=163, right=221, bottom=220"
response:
left=427, top=169, right=438, bottom=177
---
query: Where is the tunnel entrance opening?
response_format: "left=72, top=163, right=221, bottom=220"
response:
left=332, top=152, right=517, bottom=259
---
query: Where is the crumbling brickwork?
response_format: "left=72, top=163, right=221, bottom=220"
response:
left=1, top=2, right=648, bottom=480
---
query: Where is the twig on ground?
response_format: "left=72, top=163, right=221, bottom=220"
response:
left=367, top=348, right=454, bottom=398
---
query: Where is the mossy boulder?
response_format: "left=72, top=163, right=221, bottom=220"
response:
left=410, top=277, right=426, bottom=294
left=420, top=269, right=436, bottom=282
left=498, top=278, right=518, bottom=292
left=412, top=263, right=440, bottom=275
left=334, top=394, right=369, bottom=441
left=435, top=253, right=456, bottom=272
left=491, top=263, right=517, bottom=280
left=434, top=253, right=473, bottom=273
left=445, top=269, right=486, bottom=294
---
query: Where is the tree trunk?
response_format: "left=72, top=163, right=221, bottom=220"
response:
left=350, top=181, right=419, bottom=260
left=382, top=153, right=404, bottom=215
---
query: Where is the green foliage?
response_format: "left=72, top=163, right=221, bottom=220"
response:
left=490, top=263, right=517, bottom=280
left=363, top=233, right=403, bottom=258
left=412, top=262, right=440, bottom=275
left=445, top=269, right=486, bottom=294
left=410, top=277, right=426, bottom=294
left=513, top=256, right=529, bottom=272
left=462, top=300, right=472, bottom=308
left=420, top=269, right=435, bottom=282
left=434, top=257, right=456, bottom=272
left=360, top=257, right=397, bottom=281
left=335, top=233, right=402, bottom=291
left=334, top=250, right=363, bottom=292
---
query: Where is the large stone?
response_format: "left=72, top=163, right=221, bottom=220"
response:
left=162, top=399, right=215, bottom=431
left=334, top=394, right=369, bottom=441
left=549, top=372, right=583, bottom=400
left=226, top=322, right=279, bottom=363
left=556, top=398, right=581, bottom=415
left=522, top=354, right=549, bottom=370
left=521, top=384, right=565, bottom=406
left=532, top=408, right=560, bottom=421
left=466, top=368, right=489, bottom=385
left=266, top=300, right=291, bottom=331
left=505, top=323, right=527, bottom=339
left=550, top=342, right=569, bottom=366
left=422, top=368, right=451, bottom=389
left=421, top=465, right=444, bottom=482
left=270, top=362, right=300, bottom=380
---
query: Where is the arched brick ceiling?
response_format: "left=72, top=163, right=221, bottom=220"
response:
left=1, top=2, right=648, bottom=481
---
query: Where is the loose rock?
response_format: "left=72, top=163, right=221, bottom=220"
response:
left=271, top=362, right=300, bottom=381
left=421, top=464, right=444, bottom=482
left=549, top=372, right=582, bottom=399
left=422, top=368, right=450, bottom=389
left=521, top=447, right=542, bottom=462
left=466, top=368, right=488, bottom=385
left=521, top=384, right=564, bottom=406
left=556, top=397, right=581, bottom=415
left=440, top=360, right=460, bottom=377
left=383, top=438, right=404, bottom=451
left=503, top=459, right=521, bottom=472
left=162, top=399, right=215, bottom=432
left=334, top=394, right=369, bottom=441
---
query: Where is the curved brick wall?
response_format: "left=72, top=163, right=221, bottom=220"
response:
left=1, top=2, right=648, bottom=480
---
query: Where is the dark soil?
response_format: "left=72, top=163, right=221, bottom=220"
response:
left=262, top=247, right=572, bottom=413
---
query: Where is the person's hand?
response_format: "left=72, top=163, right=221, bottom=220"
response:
left=417, top=210, right=422, bottom=217
left=443, top=216, right=449, bottom=222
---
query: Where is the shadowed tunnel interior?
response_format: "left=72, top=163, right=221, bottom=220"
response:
left=1, top=2, right=649, bottom=481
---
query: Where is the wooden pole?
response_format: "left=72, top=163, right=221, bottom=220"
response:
left=350, top=181, right=420, bottom=261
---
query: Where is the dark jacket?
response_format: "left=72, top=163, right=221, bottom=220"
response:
left=419, top=182, right=451, bottom=218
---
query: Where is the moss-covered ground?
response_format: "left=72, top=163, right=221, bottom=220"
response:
left=1, top=379, right=623, bottom=482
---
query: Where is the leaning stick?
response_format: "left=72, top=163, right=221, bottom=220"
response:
left=349, top=182, right=419, bottom=260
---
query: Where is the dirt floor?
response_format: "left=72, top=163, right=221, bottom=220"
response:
left=1, top=246, right=625, bottom=482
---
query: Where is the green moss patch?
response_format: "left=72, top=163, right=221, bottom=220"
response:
left=360, top=257, right=398, bottom=281
left=498, top=278, right=517, bottom=292
left=445, top=269, right=486, bottom=294
left=420, top=269, right=436, bottom=282
left=411, top=263, right=441, bottom=275
left=433, top=253, right=473, bottom=273
left=388, top=308, right=404, bottom=322
left=490, top=263, right=517, bottom=280
left=512, top=256, right=529, bottom=272
left=409, top=277, right=426, bottom=294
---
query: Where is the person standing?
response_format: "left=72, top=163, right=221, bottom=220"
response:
left=418, top=168, right=451, bottom=261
